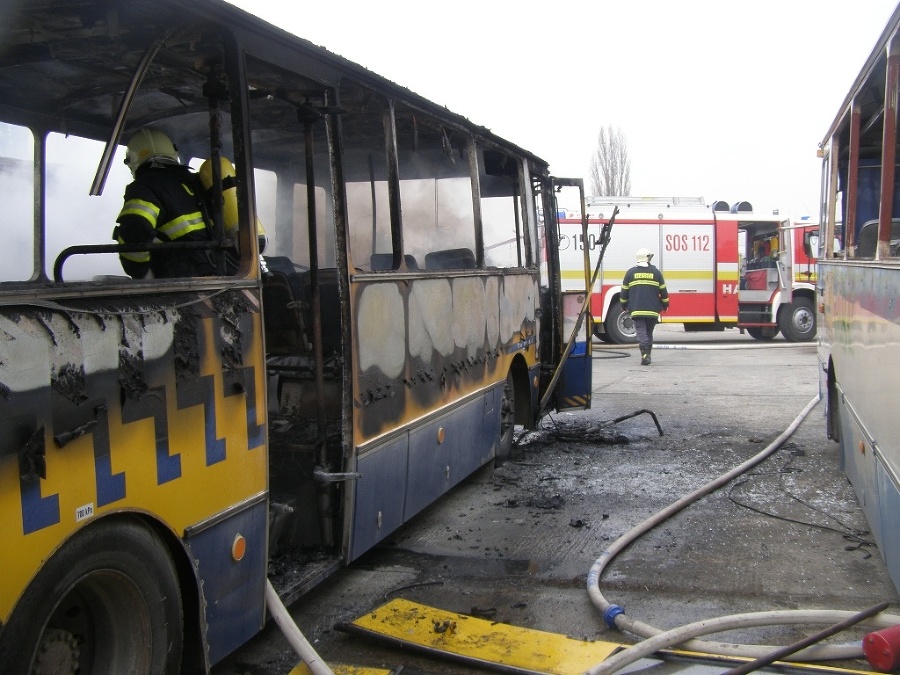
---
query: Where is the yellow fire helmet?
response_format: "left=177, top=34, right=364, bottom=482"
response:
left=124, top=127, right=179, bottom=176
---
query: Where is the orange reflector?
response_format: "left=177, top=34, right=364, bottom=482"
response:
left=232, top=534, right=247, bottom=561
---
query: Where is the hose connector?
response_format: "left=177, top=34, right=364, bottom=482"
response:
left=604, top=605, right=625, bottom=629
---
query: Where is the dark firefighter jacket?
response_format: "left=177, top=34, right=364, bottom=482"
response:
left=620, top=263, right=669, bottom=320
left=113, top=164, right=217, bottom=279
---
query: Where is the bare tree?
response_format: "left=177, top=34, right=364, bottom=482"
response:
left=589, top=125, right=631, bottom=196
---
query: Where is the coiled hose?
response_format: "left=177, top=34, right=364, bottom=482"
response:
left=585, top=395, right=900, bottom=674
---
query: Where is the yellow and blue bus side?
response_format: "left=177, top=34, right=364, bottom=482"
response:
left=0, top=289, right=269, bottom=663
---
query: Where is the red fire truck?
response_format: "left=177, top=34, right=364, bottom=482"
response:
left=558, top=197, right=819, bottom=343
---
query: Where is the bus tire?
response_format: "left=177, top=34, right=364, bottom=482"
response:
left=746, top=326, right=778, bottom=341
left=497, top=371, right=516, bottom=463
left=604, top=303, right=637, bottom=344
left=778, top=297, right=816, bottom=342
left=0, top=517, right=183, bottom=675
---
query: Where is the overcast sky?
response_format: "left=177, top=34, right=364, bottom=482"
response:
left=226, top=0, right=897, bottom=219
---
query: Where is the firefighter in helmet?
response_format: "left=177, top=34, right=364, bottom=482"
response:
left=198, top=156, right=269, bottom=272
left=113, top=127, right=217, bottom=279
left=620, top=247, right=669, bottom=365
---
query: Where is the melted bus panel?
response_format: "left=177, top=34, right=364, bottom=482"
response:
left=0, top=292, right=269, bottom=668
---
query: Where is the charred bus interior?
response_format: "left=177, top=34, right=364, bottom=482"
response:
left=1, top=2, right=352, bottom=596
left=823, top=33, right=900, bottom=259
left=2, top=0, right=581, bottom=612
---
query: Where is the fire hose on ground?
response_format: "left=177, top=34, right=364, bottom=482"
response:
left=584, top=394, right=900, bottom=675
left=265, top=579, right=335, bottom=675
left=262, top=357, right=898, bottom=675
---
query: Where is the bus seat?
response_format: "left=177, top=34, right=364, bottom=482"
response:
left=298, top=268, right=342, bottom=357
left=856, top=219, right=900, bottom=257
left=262, top=271, right=308, bottom=355
left=424, top=248, right=476, bottom=270
left=264, top=255, right=296, bottom=276
left=370, top=253, right=419, bottom=270
left=264, top=255, right=307, bottom=299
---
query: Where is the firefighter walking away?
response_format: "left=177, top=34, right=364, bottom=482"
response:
left=621, top=247, right=669, bottom=365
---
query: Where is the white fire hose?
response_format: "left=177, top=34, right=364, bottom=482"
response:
left=265, top=579, right=335, bottom=675
left=585, top=395, right=900, bottom=674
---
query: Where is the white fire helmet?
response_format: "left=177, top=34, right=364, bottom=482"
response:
left=636, top=247, right=653, bottom=263
left=124, top=128, right=179, bottom=176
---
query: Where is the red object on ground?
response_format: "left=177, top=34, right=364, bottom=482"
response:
left=864, top=625, right=900, bottom=672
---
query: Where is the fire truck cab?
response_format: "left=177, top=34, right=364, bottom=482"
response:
left=557, top=198, right=818, bottom=343
left=737, top=215, right=818, bottom=341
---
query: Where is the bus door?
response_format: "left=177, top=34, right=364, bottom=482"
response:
left=543, top=178, right=594, bottom=412
left=740, top=220, right=787, bottom=303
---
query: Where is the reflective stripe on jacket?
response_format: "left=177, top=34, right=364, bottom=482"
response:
left=620, top=264, right=669, bottom=320
left=114, top=164, right=215, bottom=278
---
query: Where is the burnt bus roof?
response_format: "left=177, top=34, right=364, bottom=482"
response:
left=0, top=0, right=550, bottom=174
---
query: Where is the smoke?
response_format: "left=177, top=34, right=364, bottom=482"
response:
left=46, top=133, right=132, bottom=280
left=0, top=127, right=131, bottom=282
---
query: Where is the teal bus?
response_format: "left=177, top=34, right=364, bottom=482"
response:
left=817, top=3, right=900, bottom=597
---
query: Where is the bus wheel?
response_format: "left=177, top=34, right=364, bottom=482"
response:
left=0, top=518, right=183, bottom=675
left=604, top=303, right=637, bottom=344
left=497, top=371, right=516, bottom=463
left=779, top=297, right=816, bottom=342
left=746, top=326, right=778, bottom=341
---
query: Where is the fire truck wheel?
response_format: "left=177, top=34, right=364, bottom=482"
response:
left=604, top=303, right=637, bottom=344
left=779, top=297, right=816, bottom=342
left=497, top=371, right=516, bottom=463
left=593, top=323, right=613, bottom=342
left=0, top=516, right=183, bottom=675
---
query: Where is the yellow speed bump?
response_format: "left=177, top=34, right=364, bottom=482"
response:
left=341, top=598, right=620, bottom=675
left=339, top=599, right=876, bottom=675
left=289, top=664, right=397, bottom=675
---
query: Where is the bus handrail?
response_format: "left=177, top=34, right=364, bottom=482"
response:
left=53, top=240, right=236, bottom=282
